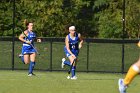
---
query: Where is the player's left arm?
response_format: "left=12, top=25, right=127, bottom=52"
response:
left=78, top=33, right=83, bottom=49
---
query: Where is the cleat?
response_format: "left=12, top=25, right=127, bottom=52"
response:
left=19, top=54, right=23, bottom=58
left=28, top=73, right=33, bottom=76
left=118, top=79, right=127, bottom=93
left=61, top=58, right=65, bottom=68
left=71, top=76, right=77, bottom=80
left=28, top=73, right=36, bottom=76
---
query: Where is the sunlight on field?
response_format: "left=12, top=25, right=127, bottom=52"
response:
left=0, top=70, right=140, bottom=93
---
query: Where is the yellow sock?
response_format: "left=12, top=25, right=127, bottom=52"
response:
left=124, top=65, right=139, bottom=85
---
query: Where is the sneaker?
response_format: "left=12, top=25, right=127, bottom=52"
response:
left=28, top=73, right=33, bottom=76
left=118, top=79, right=127, bottom=93
left=19, top=54, right=23, bottom=58
left=71, top=76, right=77, bottom=80
left=61, top=58, right=65, bottom=68
left=67, top=76, right=71, bottom=79
left=28, top=73, right=36, bottom=76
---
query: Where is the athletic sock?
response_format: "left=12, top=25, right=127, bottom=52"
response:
left=71, top=66, right=76, bottom=77
left=21, top=56, right=25, bottom=64
left=29, top=62, right=35, bottom=74
left=124, top=65, right=139, bottom=85
left=64, top=61, right=71, bottom=66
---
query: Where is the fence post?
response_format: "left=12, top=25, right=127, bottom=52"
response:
left=86, top=42, right=89, bottom=73
left=12, top=0, right=15, bottom=70
left=122, top=44, right=125, bottom=73
left=121, top=0, right=126, bottom=74
left=50, top=39, right=52, bottom=71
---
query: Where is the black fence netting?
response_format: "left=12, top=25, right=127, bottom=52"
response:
left=0, top=37, right=139, bottom=73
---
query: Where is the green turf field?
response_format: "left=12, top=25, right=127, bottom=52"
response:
left=0, top=41, right=140, bottom=93
left=0, top=70, right=140, bottom=93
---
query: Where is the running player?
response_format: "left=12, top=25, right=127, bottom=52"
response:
left=118, top=41, right=140, bottom=93
left=18, top=20, right=37, bottom=76
left=61, top=26, right=83, bottom=80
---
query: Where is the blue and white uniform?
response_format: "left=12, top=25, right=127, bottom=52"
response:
left=64, top=32, right=79, bottom=57
left=21, top=30, right=36, bottom=55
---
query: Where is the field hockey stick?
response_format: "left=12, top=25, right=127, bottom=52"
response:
left=18, top=28, right=40, bottom=55
left=67, top=46, right=81, bottom=75
left=29, top=42, right=40, bottom=55
left=68, top=58, right=76, bottom=74
left=67, top=46, right=81, bottom=74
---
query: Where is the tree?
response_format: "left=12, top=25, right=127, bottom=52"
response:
left=1, top=0, right=140, bottom=38
left=0, top=1, right=13, bottom=36
left=93, top=0, right=123, bottom=38
left=125, top=0, right=140, bottom=38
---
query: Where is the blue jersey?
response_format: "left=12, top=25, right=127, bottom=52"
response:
left=64, top=33, right=79, bottom=57
left=21, top=31, right=36, bottom=54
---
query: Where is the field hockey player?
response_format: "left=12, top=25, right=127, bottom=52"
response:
left=61, top=26, right=83, bottom=80
left=18, top=20, right=38, bottom=76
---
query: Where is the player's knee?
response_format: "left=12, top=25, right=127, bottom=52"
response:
left=30, top=58, right=35, bottom=62
left=24, top=61, right=29, bottom=64
left=134, top=61, right=140, bottom=68
left=24, top=62, right=28, bottom=65
left=137, top=58, right=140, bottom=63
left=24, top=59, right=30, bottom=64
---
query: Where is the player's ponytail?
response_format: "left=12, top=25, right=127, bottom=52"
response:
left=23, top=19, right=32, bottom=30
left=23, top=19, right=28, bottom=30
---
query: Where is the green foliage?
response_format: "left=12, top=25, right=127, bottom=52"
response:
left=93, top=0, right=122, bottom=38
left=0, top=1, right=13, bottom=36
left=0, top=0, right=140, bottom=38
left=125, top=0, right=140, bottom=38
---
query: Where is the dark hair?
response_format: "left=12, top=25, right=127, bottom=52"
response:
left=24, top=19, right=33, bottom=29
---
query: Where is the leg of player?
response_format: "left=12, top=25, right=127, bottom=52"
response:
left=28, top=53, right=36, bottom=76
left=24, top=54, right=30, bottom=64
left=61, top=58, right=71, bottom=68
left=19, top=48, right=25, bottom=64
left=118, top=58, right=140, bottom=93
left=62, top=48, right=71, bottom=68
left=68, top=56, right=77, bottom=80
left=19, top=53, right=25, bottom=64
left=71, top=59, right=77, bottom=80
left=71, top=66, right=76, bottom=79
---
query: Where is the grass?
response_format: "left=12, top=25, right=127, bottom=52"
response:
left=0, top=70, right=140, bottom=93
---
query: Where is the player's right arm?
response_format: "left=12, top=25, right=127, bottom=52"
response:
left=78, top=33, right=83, bottom=49
left=19, top=30, right=31, bottom=44
left=65, top=35, right=76, bottom=59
